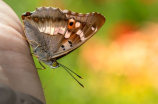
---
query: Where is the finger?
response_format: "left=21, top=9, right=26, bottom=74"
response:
left=0, top=1, right=45, bottom=103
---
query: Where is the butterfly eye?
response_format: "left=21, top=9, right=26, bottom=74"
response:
left=68, top=18, right=75, bottom=30
left=52, top=61, right=58, bottom=67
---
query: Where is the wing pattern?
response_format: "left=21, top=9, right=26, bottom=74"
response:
left=22, top=7, right=105, bottom=60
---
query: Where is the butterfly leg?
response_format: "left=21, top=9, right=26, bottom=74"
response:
left=30, top=53, right=39, bottom=58
left=30, top=53, right=46, bottom=70
left=33, top=45, right=41, bottom=53
left=37, top=61, right=46, bottom=70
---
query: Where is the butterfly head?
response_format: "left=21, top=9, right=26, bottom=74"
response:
left=50, top=59, right=59, bottom=69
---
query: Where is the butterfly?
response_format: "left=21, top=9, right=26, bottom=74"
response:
left=21, top=7, right=105, bottom=87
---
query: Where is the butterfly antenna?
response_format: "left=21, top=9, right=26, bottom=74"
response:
left=58, top=63, right=84, bottom=88
left=59, top=63, right=83, bottom=79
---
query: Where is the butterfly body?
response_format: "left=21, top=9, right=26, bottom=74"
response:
left=22, top=6, right=105, bottom=69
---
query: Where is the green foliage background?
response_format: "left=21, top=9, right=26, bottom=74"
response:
left=4, top=0, right=158, bottom=104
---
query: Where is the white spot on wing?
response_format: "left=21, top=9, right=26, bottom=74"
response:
left=45, top=25, right=51, bottom=34
left=59, top=27, right=66, bottom=35
left=76, top=31, right=85, bottom=41
left=54, top=27, right=59, bottom=35
left=75, top=22, right=81, bottom=28
left=38, top=27, right=43, bottom=32
left=91, top=26, right=95, bottom=31
left=50, top=27, right=54, bottom=35
left=79, top=32, right=85, bottom=41
left=39, top=26, right=45, bottom=33
left=65, top=31, right=71, bottom=38
left=80, top=32, right=84, bottom=38
left=95, top=28, right=98, bottom=32
left=81, top=37, right=86, bottom=41
left=76, top=29, right=82, bottom=35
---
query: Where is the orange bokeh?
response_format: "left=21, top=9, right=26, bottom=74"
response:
left=81, top=22, right=158, bottom=89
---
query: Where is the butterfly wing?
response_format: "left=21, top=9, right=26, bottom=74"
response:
left=22, top=7, right=105, bottom=60
left=52, top=10, right=106, bottom=59
left=22, top=7, right=68, bottom=54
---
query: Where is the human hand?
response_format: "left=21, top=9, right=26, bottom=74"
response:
left=0, top=0, right=45, bottom=103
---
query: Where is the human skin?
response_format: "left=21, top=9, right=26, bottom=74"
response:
left=0, top=0, right=45, bottom=103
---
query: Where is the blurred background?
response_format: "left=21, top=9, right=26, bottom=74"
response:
left=4, top=0, right=158, bottom=104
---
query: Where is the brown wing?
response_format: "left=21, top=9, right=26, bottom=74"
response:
left=22, top=7, right=68, bottom=54
left=22, top=7, right=105, bottom=60
left=52, top=10, right=106, bottom=59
